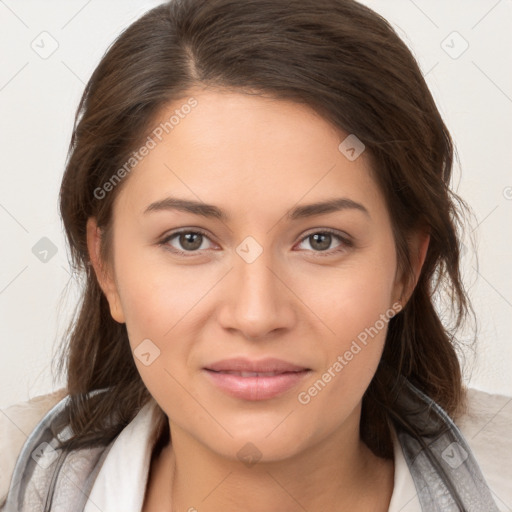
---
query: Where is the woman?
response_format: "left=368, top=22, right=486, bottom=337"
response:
left=1, top=0, right=510, bottom=510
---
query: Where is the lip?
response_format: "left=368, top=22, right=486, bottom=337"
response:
left=203, top=357, right=311, bottom=401
left=205, top=357, right=310, bottom=373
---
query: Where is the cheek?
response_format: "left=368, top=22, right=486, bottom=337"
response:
left=112, top=254, right=198, bottom=411
left=295, top=243, right=397, bottom=405
left=113, top=244, right=212, bottom=343
left=110, top=243, right=222, bottom=401
left=294, top=295, right=393, bottom=440
left=301, top=245, right=397, bottom=344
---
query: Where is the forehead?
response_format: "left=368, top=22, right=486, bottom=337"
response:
left=114, top=89, right=386, bottom=223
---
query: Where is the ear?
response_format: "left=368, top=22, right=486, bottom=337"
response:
left=86, top=217, right=126, bottom=324
left=393, top=228, right=430, bottom=307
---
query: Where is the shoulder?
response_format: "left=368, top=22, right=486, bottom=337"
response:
left=455, top=387, right=512, bottom=511
left=0, top=389, right=68, bottom=506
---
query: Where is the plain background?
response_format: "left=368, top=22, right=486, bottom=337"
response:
left=0, top=0, right=511, bottom=409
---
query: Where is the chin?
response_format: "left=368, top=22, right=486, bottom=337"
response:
left=191, top=413, right=317, bottom=465
left=216, top=436, right=307, bottom=466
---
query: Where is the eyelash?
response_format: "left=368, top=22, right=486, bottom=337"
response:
left=158, top=228, right=353, bottom=258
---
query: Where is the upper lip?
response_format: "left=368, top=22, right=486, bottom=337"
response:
left=204, top=357, right=310, bottom=373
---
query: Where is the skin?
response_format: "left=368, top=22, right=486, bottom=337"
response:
left=87, top=88, right=429, bottom=511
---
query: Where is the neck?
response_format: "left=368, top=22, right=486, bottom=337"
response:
left=146, top=407, right=394, bottom=512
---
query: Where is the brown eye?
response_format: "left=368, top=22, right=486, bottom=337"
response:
left=308, top=233, right=332, bottom=251
left=161, top=230, right=214, bottom=255
left=178, top=232, right=203, bottom=251
left=296, top=229, right=353, bottom=256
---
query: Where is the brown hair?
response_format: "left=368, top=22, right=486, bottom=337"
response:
left=58, top=0, right=474, bottom=457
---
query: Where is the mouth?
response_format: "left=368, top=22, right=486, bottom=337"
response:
left=202, top=358, right=311, bottom=400
left=207, top=370, right=306, bottom=377
left=204, top=357, right=310, bottom=374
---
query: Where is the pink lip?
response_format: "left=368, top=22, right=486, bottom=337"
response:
left=203, top=357, right=311, bottom=401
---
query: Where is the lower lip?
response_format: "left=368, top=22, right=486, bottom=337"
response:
left=203, top=369, right=311, bottom=401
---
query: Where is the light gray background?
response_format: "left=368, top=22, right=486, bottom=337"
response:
left=0, top=0, right=511, bottom=408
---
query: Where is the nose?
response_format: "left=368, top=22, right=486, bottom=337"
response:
left=217, top=249, right=296, bottom=340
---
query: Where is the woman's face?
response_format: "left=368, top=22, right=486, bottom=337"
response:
left=88, top=88, right=421, bottom=462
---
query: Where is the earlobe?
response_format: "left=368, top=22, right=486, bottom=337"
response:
left=86, top=217, right=126, bottom=324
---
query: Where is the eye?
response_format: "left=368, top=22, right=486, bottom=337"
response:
left=159, top=228, right=353, bottom=258
left=160, top=229, right=215, bottom=255
left=295, top=229, right=352, bottom=256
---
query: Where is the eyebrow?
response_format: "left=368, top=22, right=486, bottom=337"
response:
left=143, top=196, right=370, bottom=221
